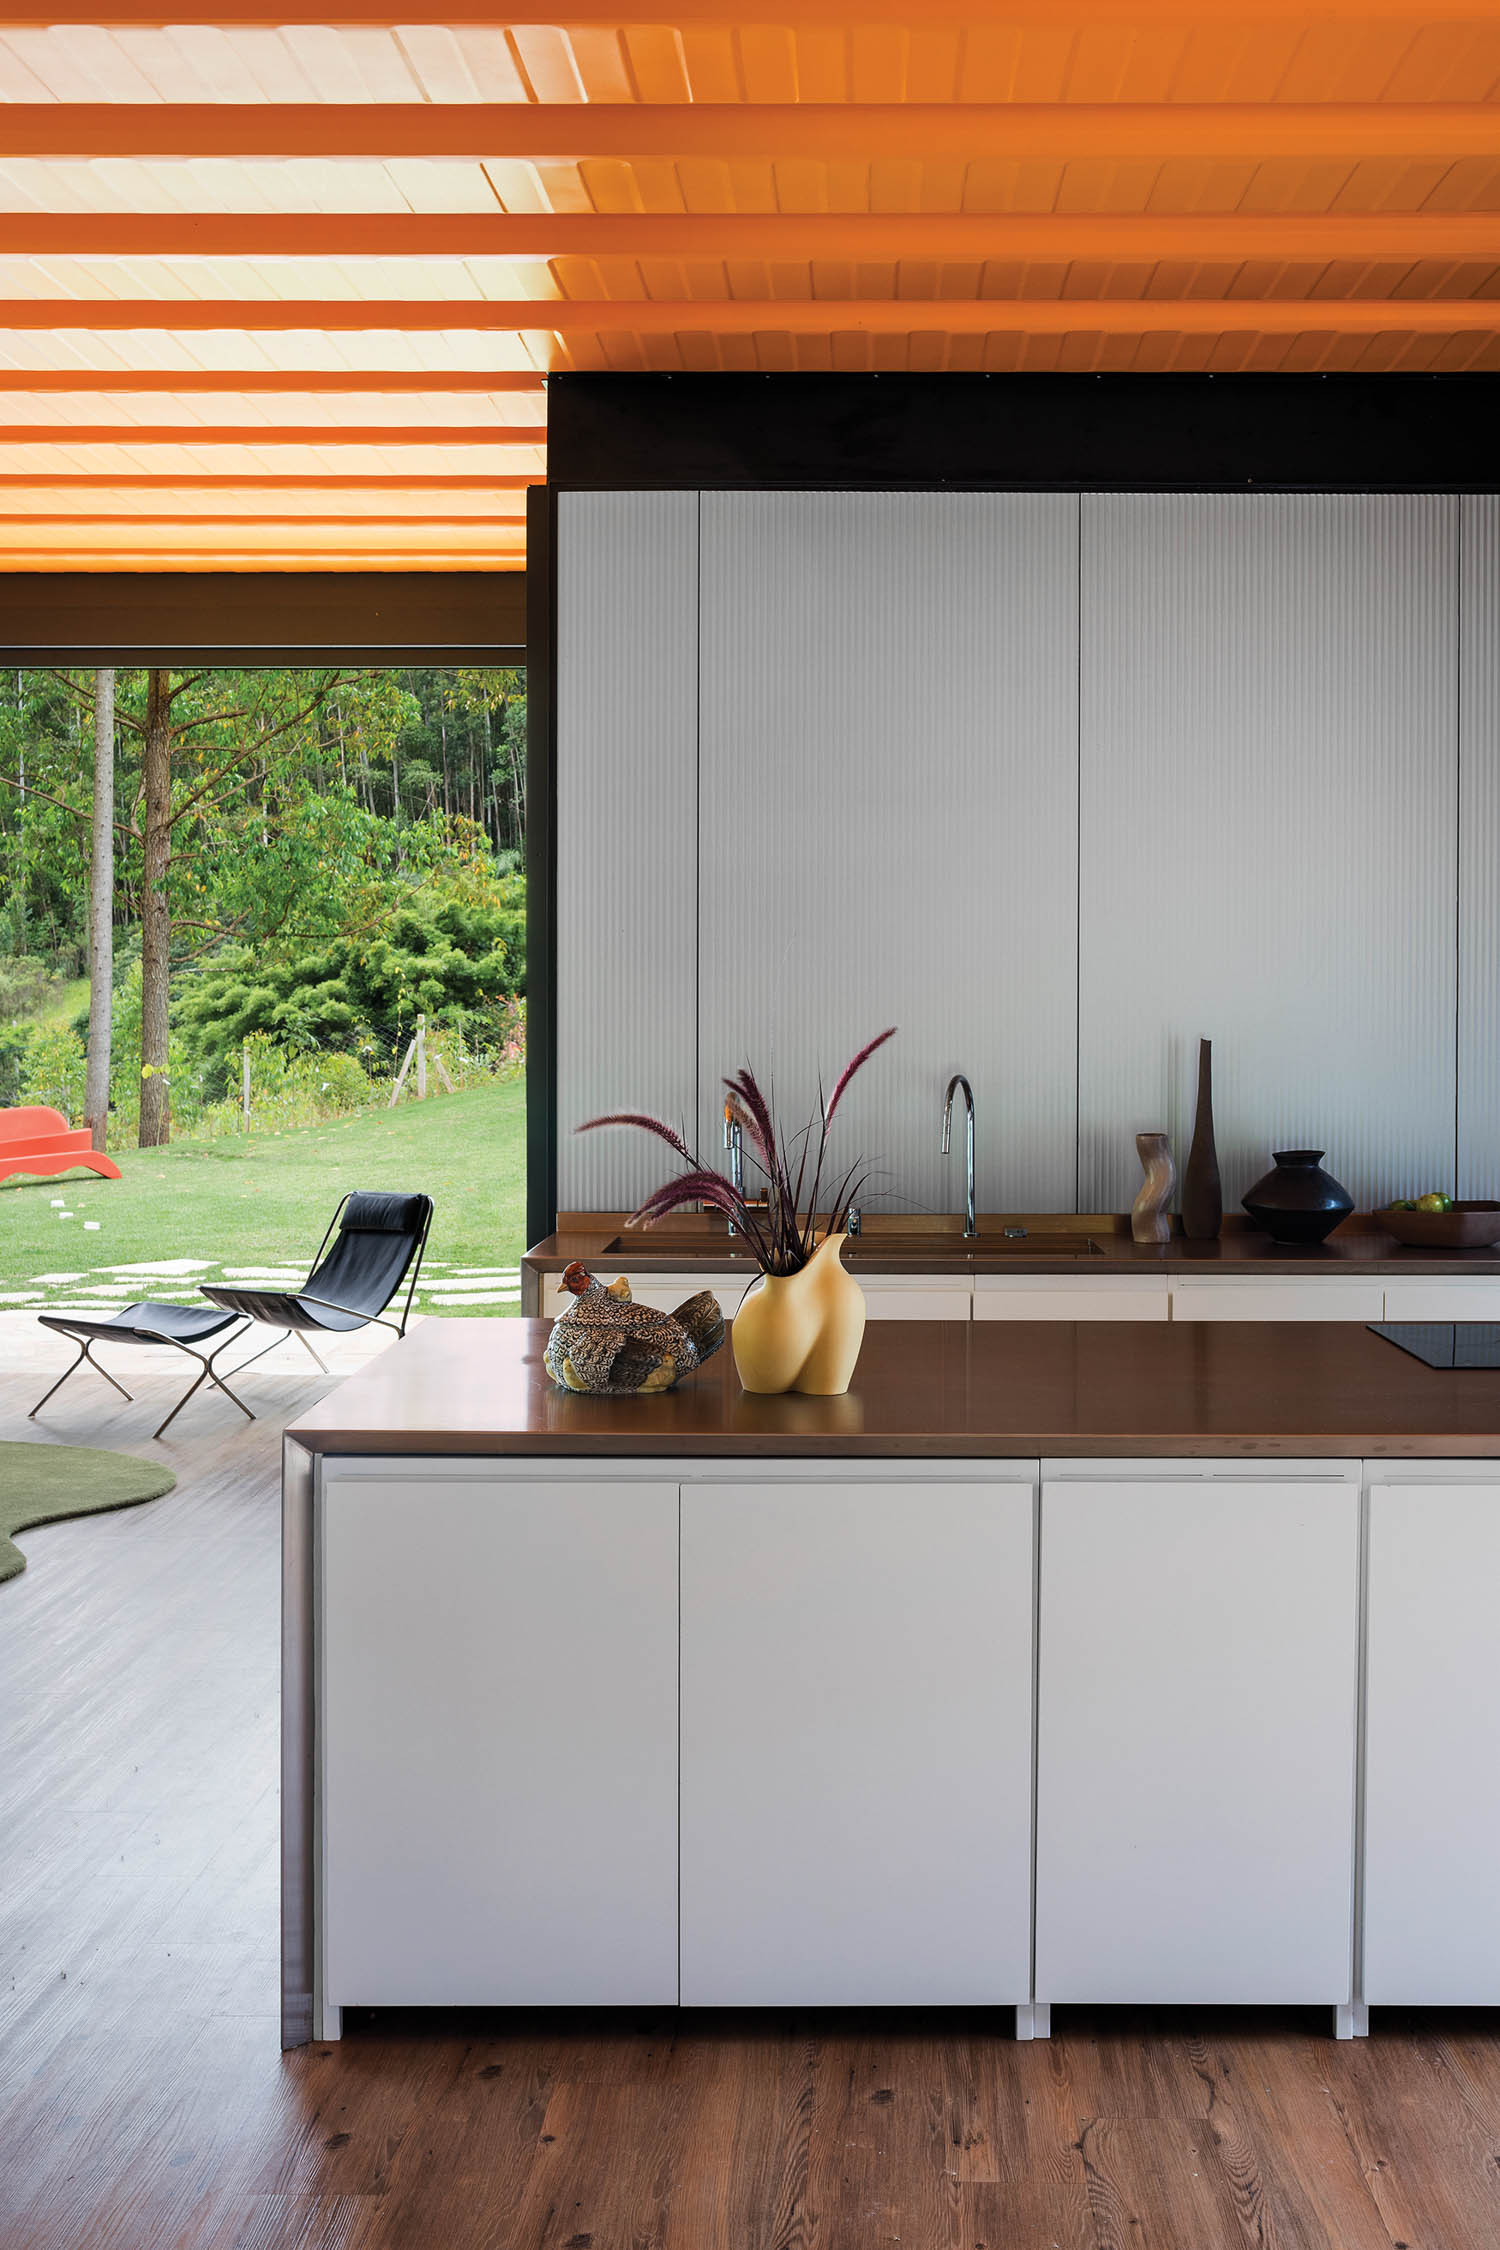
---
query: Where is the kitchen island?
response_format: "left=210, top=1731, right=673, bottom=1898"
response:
left=282, top=1318, right=1500, bottom=2048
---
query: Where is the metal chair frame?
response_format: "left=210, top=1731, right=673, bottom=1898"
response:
left=29, top=1191, right=431, bottom=1440
left=27, top=1314, right=322, bottom=1441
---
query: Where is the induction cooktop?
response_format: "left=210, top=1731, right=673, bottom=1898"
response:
left=1369, top=1322, right=1500, bottom=1370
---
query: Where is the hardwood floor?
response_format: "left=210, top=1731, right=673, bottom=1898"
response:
left=5, top=1329, right=1500, bottom=2249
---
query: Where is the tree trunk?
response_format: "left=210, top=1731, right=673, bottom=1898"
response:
left=499, top=697, right=525, bottom=852
left=83, top=667, right=115, bottom=1150
left=138, top=667, right=172, bottom=1148
left=479, top=702, right=495, bottom=848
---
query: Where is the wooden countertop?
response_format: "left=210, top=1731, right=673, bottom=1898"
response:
left=287, top=1317, right=1500, bottom=1460
left=523, top=1222, right=1500, bottom=1280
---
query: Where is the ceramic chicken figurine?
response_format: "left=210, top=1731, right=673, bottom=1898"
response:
left=543, top=1260, right=726, bottom=1394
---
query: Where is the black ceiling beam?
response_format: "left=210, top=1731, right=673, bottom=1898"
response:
left=0, top=569, right=526, bottom=664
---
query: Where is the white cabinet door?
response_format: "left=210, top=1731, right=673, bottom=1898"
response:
left=698, top=492, right=1081, bottom=1209
left=975, top=1274, right=1169, bottom=1321
left=1364, top=1478, right=1500, bottom=2005
left=1036, top=1473, right=1359, bottom=2004
left=1170, top=1277, right=1384, bottom=1321
left=321, top=1471, right=679, bottom=2009
left=1381, top=1280, right=1500, bottom=1323
left=681, top=1477, right=1035, bottom=2006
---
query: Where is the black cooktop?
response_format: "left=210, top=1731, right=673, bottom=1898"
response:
left=1369, top=1322, right=1500, bottom=1370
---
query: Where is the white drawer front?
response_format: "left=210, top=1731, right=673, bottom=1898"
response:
left=861, top=1282, right=972, bottom=1321
left=975, top=1275, right=1169, bottom=1322
left=1381, top=1280, right=1500, bottom=1322
left=1169, top=1278, right=1385, bottom=1322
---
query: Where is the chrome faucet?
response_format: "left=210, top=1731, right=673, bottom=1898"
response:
left=941, top=1073, right=977, bottom=1239
left=723, top=1104, right=743, bottom=1236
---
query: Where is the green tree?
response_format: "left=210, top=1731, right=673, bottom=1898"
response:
left=0, top=664, right=526, bottom=1142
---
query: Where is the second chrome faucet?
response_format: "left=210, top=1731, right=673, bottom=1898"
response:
left=941, top=1073, right=977, bottom=1239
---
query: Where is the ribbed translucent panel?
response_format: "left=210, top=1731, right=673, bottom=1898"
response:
left=1460, top=498, right=1500, bottom=1199
left=555, top=491, right=700, bottom=1212
left=698, top=491, right=1080, bottom=1217
left=1078, top=493, right=1459, bottom=1214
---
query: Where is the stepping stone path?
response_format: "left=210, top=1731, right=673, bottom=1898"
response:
left=8, top=1255, right=524, bottom=1316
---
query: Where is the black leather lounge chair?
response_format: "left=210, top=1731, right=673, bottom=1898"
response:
left=30, top=1189, right=433, bottom=1441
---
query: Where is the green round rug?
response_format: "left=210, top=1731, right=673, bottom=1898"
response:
left=0, top=1441, right=177, bottom=1583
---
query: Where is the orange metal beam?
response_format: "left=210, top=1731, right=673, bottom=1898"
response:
left=8, top=102, right=1500, bottom=164
left=0, top=370, right=543, bottom=393
left=2, top=560, right=523, bottom=567
left=4, top=555, right=528, bottom=567
left=0, top=513, right=526, bottom=526
left=2, top=297, right=1497, bottom=334
left=0, top=471, right=537, bottom=488
left=1, top=558, right=526, bottom=570
left=6, top=213, right=1500, bottom=263
left=0, top=425, right=545, bottom=446
left=12, top=2, right=1498, bottom=23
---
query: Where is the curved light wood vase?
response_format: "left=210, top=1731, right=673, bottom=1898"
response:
left=732, top=1234, right=867, bottom=1396
left=1131, top=1131, right=1176, bottom=1245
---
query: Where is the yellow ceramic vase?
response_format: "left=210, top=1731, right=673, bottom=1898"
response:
left=731, top=1233, right=867, bottom=1396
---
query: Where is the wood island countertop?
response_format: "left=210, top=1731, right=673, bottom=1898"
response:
left=286, top=1316, right=1500, bottom=1460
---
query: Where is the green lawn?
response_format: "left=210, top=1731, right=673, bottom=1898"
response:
left=0, top=1078, right=526, bottom=1318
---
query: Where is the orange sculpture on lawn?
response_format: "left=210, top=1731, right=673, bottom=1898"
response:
left=0, top=1106, right=122, bottom=1188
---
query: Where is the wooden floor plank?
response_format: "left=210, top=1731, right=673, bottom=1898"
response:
left=5, top=1356, right=1500, bottom=2250
left=1202, top=2026, right=1396, bottom=2250
left=1076, top=2114, right=1253, bottom=2250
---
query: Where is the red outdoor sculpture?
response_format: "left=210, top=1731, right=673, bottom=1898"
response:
left=0, top=1105, right=122, bottom=1188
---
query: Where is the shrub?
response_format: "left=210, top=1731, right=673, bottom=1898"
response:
left=16, top=1020, right=87, bottom=1121
left=176, top=879, right=525, bottom=1095
left=0, top=1023, right=28, bottom=1105
left=294, top=1049, right=371, bottom=1115
left=0, top=955, right=58, bottom=1022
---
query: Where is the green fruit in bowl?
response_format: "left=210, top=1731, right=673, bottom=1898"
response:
left=1386, top=1198, right=1416, bottom=1212
left=1415, top=1192, right=1453, bottom=1214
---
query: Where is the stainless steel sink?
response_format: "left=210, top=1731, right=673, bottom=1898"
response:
left=848, top=1233, right=1102, bottom=1259
left=603, top=1231, right=1100, bottom=1260
left=604, top=1233, right=757, bottom=1258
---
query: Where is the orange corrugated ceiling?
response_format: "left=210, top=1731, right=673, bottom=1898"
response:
left=0, top=2, right=1497, bottom=569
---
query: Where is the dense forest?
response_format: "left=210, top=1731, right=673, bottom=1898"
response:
left=0, top=666, right=526, bottom=1147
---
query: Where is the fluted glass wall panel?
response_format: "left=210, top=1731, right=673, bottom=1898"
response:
left=556, top=491, right=700, bottom=1212
left=1078, top=493, right=1459, bottom=1215
left=1460, top=497, right=1500, bottom=1199
left=697, top=491, right=1080, bottom=1217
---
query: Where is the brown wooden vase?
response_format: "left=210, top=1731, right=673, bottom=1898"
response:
left=1181, top=1036, right=1222, bottom=1241
left=1131, top=1132, right=1176, bottom=1245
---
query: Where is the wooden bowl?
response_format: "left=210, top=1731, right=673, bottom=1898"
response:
left=1379, top=1200, right=1500, bottom=1249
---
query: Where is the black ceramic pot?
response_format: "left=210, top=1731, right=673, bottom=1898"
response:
left=1242, top=1149, right=1354, bottom=1246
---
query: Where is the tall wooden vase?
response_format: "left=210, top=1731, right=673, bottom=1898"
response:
left=732, top=1234, right=866, bottom=1396
left=1131, top=1132, right=1176, bottom=1245
left=1181, top=1036, right=1223, bottom=1241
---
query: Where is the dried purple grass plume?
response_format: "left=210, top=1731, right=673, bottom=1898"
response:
left=576, top=1027, right=897, bottom=1277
